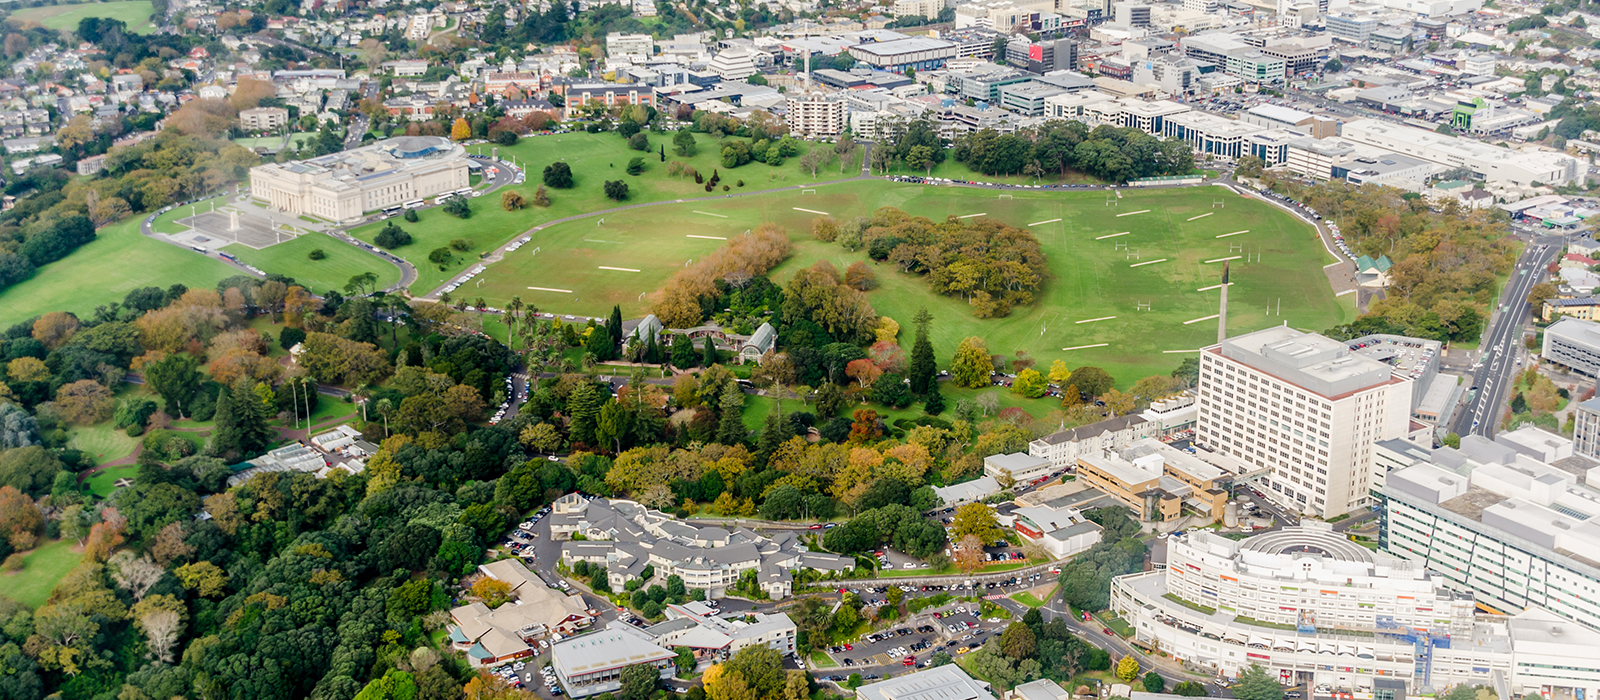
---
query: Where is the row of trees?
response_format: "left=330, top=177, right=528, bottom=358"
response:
left=949, top=122, right=1195, bottom=183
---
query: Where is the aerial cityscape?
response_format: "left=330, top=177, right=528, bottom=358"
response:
left=0, top=0, right=1598, bottom=699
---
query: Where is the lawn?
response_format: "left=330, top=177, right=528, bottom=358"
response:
left=9, top=1, right=157, bottom=34
left=66, top=422, right=140, bottom=466
left=0, top=538, right=84, bottom=609
left=0, top=214, right=237, bottom=327
left=1010, top=592, right=1047, bottom=608
left=85, top=465, right=139, bottom=498
left=348, top=131, right=829, bottom=296
left=223, top=232, right=400, bottom=296
left=481, top=180, right=1348, bottom=387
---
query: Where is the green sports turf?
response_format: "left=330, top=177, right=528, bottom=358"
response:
left=9, top=1, right=157, bottom=34
left=0, top=215, right=237, bottom=328
left=476, top=181, right=1350, bottom=386
left=85, top=465, right=138, bottom=498
left=223, top=233, right=399, bottom=296
left=0, top=538, right=84, bottom=609
left=347, top=131, right=833, bottom=295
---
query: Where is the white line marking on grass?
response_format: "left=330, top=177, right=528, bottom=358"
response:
left=1096, top=231, right=1131, bottom=240
left=1204, top=255, right=1243, bottom=264
left=1116, top=209, right=1151, bottom=217
left=584, top=239, right=622, bottom=243
left=1183, top=314, right=1221, bottom=325
left=1215, top=230, right=1249, bottom=238
left=1029, top=218, right=1062, bottom=226
left=686, top=235, right=727, bottom=240
left=793, top=207, right=830, bottom=215
left=1062, top=343, right=1110, bottom=351
left=1075, top=316, right=1116, bottom=324
left=694, top=210, right=729, bottom=218
left=958, top=213, right=987, bottom=219
left=1188, top=212, right=1215, bottom=221
left=1323, top=262, right=1345, bottom=268
left=1196, top=282, right=1234, bottom=292
left=1336, top=289, right=1356, bottom=296
left=527, top=287, right=573, bottom=293
left=598, top=266, right=641, bottom=272
left=1163, top=349, right=1201, bottom=353
left=1130, top=258, right=1168, bottom=268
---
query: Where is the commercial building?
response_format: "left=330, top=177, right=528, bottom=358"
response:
left=984, top=452, right=1054, bottom=484
left=1006, top=37, right=1079, bottom=73
left=448, top=560, right=597, bottom=667
left=248, top=136, right=469, bottom=222
left=564, top=84, right=656, bottom=119
left=238, top=106, right=289, bottom=131
left=606, top=32, right=654, bottom=61
left=1162, top=111, right=1265, bottom=159
left=1340, top=119, right=1582, bottom=188
left=934, top=476, right=1002, bottom=507
left=1223, top=49, right=1286, bottom=84
left=554, top=495, right=852, bottom=600
left=550, top=624, right=676, bottom=697
left=848, top=37, right=957, bottom=72
left=1241, top=104, right=1322, bottom=136
left=1111, top=524, right=1600, bottom=696
left=1011, top=503, right=1103, bottom=557
left=1326, top=12, right=1382, bottom=44
left=1030, top=413, right=1159, bottom=470
left=855, top=664, right=995, bottom=700
left=1076, top=437, right=1232, bottom=522
left=786, top=91, right=844, bottom=138
left=1542, top=317, right=1600, bottom=377
left=1377, top=428, right=1600, bottom=632
left=641, top=604, right=796, bottom=667
left=707, top=49, right=759, bottom=80
left=1195, top=326, right=1417, bottom=518
left=1575, top=398, right=1600, bottom=460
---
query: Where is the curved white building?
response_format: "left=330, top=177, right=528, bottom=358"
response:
left=1112, top=525, right=1600, bottom=698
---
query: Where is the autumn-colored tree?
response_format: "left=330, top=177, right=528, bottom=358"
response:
left=230, top=75, right=276, bottom=111
left=0, top=485, right=42, bottom=550
left=32, top=311, right=80, bottom=349
left=7, top=356, right=50, bottom=383
left=844, top=358, right=883, bottom=390
left=846, top=409, right=882, bottom=444
left=52, top=381, right=115, bottom=424
left=949, top=337, right=993, bottom=388
left=451, top=117, right=472, bottom=141
left=954, top=533, right=984, bottom=573
left=951, top=503, right=1003, bottom=543
left=501, top=190, right=526, bottom=210
left=174, top=561, right=229, bottom=598
left=844, top=261, right=877, bottom=291
left=471, top=577, right=513, bottom=608
left=1116, top=655, right=1141, bottom=683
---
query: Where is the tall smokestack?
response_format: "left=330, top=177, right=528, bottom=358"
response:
left=1217, top=262, right=1229, bottom=344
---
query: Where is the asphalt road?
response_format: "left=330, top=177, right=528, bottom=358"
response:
left=1447, top=235, right=1564, bottom=438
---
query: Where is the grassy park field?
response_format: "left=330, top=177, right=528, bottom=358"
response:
left=475, top=179, right=1350, bottom=384
left=223, top=233, right=400, bottom=296
left=0, top=215, right=235, bottom=327
left=1, top=539, right=83, bottom=609
left=347, top=131, right=836, bottom=295
left=8, top=1, right=157, bottom=33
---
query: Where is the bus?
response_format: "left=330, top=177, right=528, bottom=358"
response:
left=402, top=199, right=424, bottom=210
left=382, top=206, right=403, bottom=217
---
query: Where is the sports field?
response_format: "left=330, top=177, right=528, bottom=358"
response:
left=473, top=181, right=1351, bottom=384
left=0, top=215, right=235, bottom=327
left=9, top=1, right=157, bottom=34
left=347, top=131, right=835, bottom=295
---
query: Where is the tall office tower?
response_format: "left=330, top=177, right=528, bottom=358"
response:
left=1195, top=326, right=1415, bottom=518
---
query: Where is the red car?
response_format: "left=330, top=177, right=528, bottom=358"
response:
left=809, top=524, right=823, bottom=530
left=903, top=657, right=916, bottom=666
left=844, top=644, right=852, bottom=651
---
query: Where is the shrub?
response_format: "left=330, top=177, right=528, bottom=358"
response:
left=544, top=161, right=575, bottom=188
left=308, top=248, right=326, bottom=260
left=604, top=180, right=630, bottom=201
left=442, top=195, right=471, bottom=219
left=626, top=157, right=644, bottom=176
left=375, top=222, right=412, bottom=249
left=450, top=238, right=472, bottom=252
left=403, top=209, right=418, bottom=222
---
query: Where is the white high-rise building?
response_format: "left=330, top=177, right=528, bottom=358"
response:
left=707, top=49, right=759, bottom=80
left=606, top=32, right=654, bottom=61
left=785, top=92, right=844, bottom=139
left=1195, top=326, right=1416, bottom=518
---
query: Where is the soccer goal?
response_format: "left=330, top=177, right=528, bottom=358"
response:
left=1136, top=301, right=1153, bottom=311
left=1213, top=198, right=1226, bottom=209
left=998, top=194, right=1014, bottom=200
left=802, top=189, right=817, bottom=195
left=1106, top=193, right=1118, bottom=206
left=1126, top=249, right=1141, bottom=261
